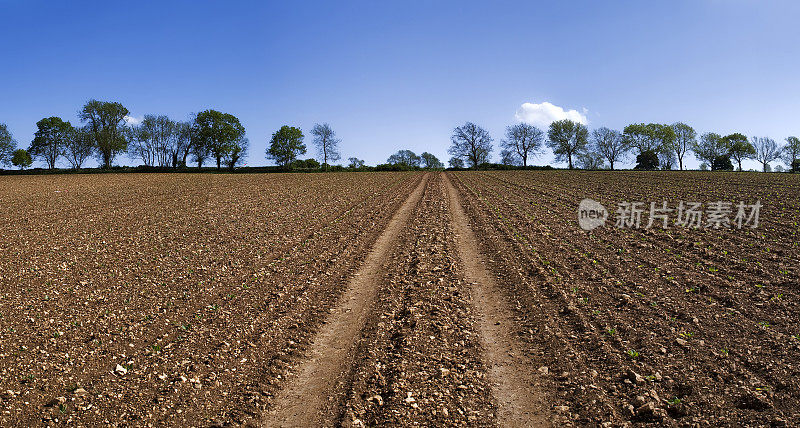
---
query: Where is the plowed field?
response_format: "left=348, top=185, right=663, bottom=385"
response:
left=0, top=171, right=797, bottom=427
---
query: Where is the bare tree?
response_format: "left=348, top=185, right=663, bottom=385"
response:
left=591, top=127, right=626, bottom=170
left=64, top=126, right=94, bottom=169
left=753, top=137, right=781, bottom=172
left=311, top=123, right=341, bottom=169
left=501, top=123, right=543, bottom=167
left=128, top=120, right=157, bottom=166
left=129, top=115, right=181, bottom=167
left=670, top=122, right=696, bottom=170
left=449, top=122, right=493, bottom=169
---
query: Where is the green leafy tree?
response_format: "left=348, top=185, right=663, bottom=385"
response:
left=194, top=110, right=246, bottom=169
left=224, top=137, right=248, bottom=169
left=79, top=100, right=129, bottom=168
left=692, top=132, right=726, bottom=167
left=634, top=150, right=659, bottom=170
left=292, top=158, right=320, bottom=169
left=387, top=149, right=421, bottom=167
left=721, top=133, right=755, bottom=171
left=670, top=122, right=696, bottom=170
left=448, top=156, right=465, bottom=169
left=547, top=119, right=588, bottom=169
left=501, top=123, right=543, bottom=167
left=0, top=123, right=18, bottom=167
left=348, top=157, right=365, bottom=169
left=623, top=123, right=675, bottom=157
left=311, top=123, right=341, bottom=170
left=30, top=116, right=72, bottom=169
left=420, top=152, right=443, bottom=169
left=781, top=136, right=800, bottom=168
left=712, top=155, right=734, bottom=171
left=591, top=127, right=626, bottom=170
left=449, top=122, right=493, bottom=169
left=11, top=149, right=32, bottom=169
left=267, top=125, right=306, bottom=168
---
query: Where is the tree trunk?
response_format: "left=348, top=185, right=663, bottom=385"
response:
left=610, top=160, right=614, bottom=170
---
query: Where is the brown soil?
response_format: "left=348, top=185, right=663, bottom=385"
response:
left=1, top=170, right=796, bottom=427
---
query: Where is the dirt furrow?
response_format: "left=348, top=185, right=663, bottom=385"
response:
left=262, top=172, right=430, bottom=427
left=443, top=172, right=551, bottom=427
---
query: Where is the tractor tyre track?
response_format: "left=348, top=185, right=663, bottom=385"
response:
left=262, top=172, right=430, bottom=427
left=443, top=172, right=552, bottom=427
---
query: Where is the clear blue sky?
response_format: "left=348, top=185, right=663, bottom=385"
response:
left=1, top=0, right=799, bottom=169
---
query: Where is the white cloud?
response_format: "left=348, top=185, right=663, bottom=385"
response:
left=514, top=102, right=588, bottom=128
left=124, top=115, right=142, bottom=125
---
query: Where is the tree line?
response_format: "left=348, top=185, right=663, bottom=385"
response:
left=3, top=103, right=799, bottom=172
left=0, top=100, right=350, bottom=171
left=441, top=120, right=800, bottom=172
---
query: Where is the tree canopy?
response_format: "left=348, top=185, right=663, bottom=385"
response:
left=591, top=127, right=626, bottom=170
left=79, top=99, right=129, bottom=168
left=420, top=152, right=443, bottom=169
left=546, top=119, right=588, bottom=169
left=194, top=110, right=246, bottom=169
left=692, top=132, right=726, bottom=166
left=721, top=133, right=755, bottom=171
left=267, top=125, right=306, bottom=168
left=30, top=116, right=72, bottom=169
left=11, top=149, right=32, bottom=169
left=387, top=149, right=421, bottom=167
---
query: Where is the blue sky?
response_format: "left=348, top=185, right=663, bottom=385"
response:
left=1, top=0, right=799, bottom=169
